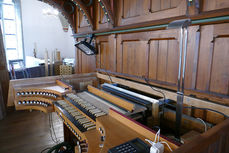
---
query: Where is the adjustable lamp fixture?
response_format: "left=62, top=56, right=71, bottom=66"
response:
left=75, top=34, right=97, bottom=55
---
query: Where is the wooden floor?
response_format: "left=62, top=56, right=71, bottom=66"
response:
left=0, top=109, right=64, bottom=153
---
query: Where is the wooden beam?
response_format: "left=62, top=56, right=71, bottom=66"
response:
left=99, top=0, right=114, bottom=25
left=97, top=72, right=229, bottom=116
left=87, top=85, right=135, bottom=112
left=73, top=0, right=94, bottom=29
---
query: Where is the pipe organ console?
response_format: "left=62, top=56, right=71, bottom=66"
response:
left=11, top=78, right=178, bottom=153
left=52, top=84, right=178, bottom=153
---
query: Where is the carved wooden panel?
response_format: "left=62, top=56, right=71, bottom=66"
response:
left=78, top=9, right=89, bottom=27
left=122, top=41, right=148, bottom=77
left=77, top=8, right=92, bottom=32
left=117, top=0, right=185, bottom=26
left=77, top=50, right=96, bottom=73
left=196, top=23, right=229, bottom=96
left=100, top=42, right=109, bottom=69
left=210, top=38, right=229, bottom=95
left=99, top=5, right=107, bottom=24
left=98, top=35, right=116, bottom=71
left=123, top=0, right=150, bottom=18
left=203, top=0, right=229, bottom=11
left=149, top=39, right=179, bottom=84
left=116, top=29, right=182, bottom=83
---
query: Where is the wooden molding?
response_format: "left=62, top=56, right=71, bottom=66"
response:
left=72, top=0, right=94, bottom=29
left=98, top=0, right=114, bottom=25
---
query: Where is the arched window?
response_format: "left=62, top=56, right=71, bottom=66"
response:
left=0, top=0, right=24, bottom=65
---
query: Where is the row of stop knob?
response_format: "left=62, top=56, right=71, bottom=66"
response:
left=18, top=100, right=51, bottom=107
left=17, top=91, right=58, bottom=98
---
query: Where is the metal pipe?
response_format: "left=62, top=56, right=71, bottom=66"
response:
left=73, top=15, right=229, bottom=38
left=177, top=28, right=183, bottom=92
left=182, top=28, right=188, bottom=93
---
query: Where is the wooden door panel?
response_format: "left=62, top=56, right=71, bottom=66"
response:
left=161, top=0, right=171, bottom=10
left=100, top=42, right=109, bottom=70
left=184, top=26, right=200, bottom=89
left=209, top=38, right=229, bottom=95
left=157, top=40, right=168, bottom=82
left=196, top=23, right=229, bottom=96
left=122, top=41, right=148, bottom=77
left=196, top=25, right=214, bottom=91
left=118, top=0, right=185, bottom=26
left=151, top=0, right=161, bottom=12
left=81, top=53, right=96, bottom=73
left=149, top=40, right=159, bottom=80
left=203, top=0, right=229, bottom=11
left=167, top=40, right=179, bottom=84
left=149, top=39, right=179, bottom=84
left=123, top=0, right=149, bottom=18
left=97, top=35, right=116, bottom=72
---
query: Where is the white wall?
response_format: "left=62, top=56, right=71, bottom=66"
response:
left=20, top=0, right=75, bottom=65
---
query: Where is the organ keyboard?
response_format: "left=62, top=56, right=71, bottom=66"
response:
left=53, top=86, right=179, bottom=153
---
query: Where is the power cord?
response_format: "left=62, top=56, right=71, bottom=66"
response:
left=144, top=78, right=166, bottom=101
left=99, top=64, right=113, bottom=83
left=145, top=128, right=173, bottom=152
left=196, top=118, right=207, bottom=132
left=144, top=77, right=167, bottom=115
left=48, top=113, right=60, bottom=144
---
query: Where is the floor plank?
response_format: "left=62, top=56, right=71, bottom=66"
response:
left=0, top=109, right=64, bottom=153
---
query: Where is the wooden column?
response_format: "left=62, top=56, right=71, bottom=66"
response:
left=0, top=24, right=9, bottom=119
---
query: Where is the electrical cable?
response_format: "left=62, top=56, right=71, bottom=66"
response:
left=196, top=118, right=207, bottom=132
left=51, top=113, right=59, bottom=143
left=144, top=78, right=166, bottom=101
left=48, top=113, right=60, bottom=144
left=161, top=141, right=173, bottom=152
left=144, top=78, right=167, bottom=115
left=100, top=64, right=113, bottom=84
left=146, top=128, right=173, bottom=152
left=106, top=71, right=113, bottom=84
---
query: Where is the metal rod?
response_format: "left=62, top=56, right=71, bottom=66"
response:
left=182, top=28, right=188, bottom=93
left=73, top=15, right=229, bottom=38
left=177, top=28, right=183, bottom=92
left=175, top=27, right=184, bottom=140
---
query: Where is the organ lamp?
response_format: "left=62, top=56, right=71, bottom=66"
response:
left=75, top=34, right=97, bottom=55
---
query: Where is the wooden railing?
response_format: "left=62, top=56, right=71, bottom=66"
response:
left=173, top=119, right=229, bottom=153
